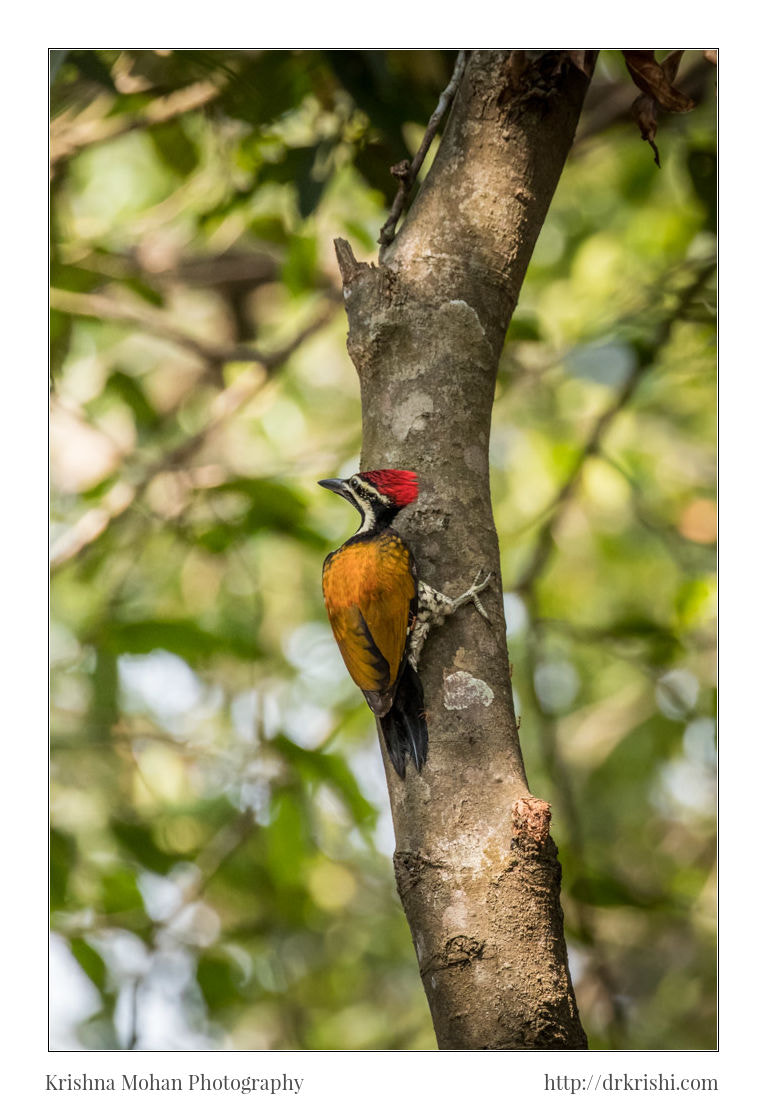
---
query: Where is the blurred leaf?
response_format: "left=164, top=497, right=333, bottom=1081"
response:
left=70, top=937, right=108, bottom=991
left=51, top=828, right=77, bottom=910
left=197, top=186, right=256, bottom=234
left=78, top=1012, right=121, bottom=1049
left=325, top=50, right=459, bottom=198
left=51, top=260, right=163, bottom=314
left=49, top=262, right=104, bottom=295
left=79, top=475, right=120, bottom=501
left=272, top=734, right=377, bottom=833
left=351, top=140, right=399, bottom=198
left=119, top=276, right=165, bottom=307
left=148, top=120, right=200, bottom=177
left=181, top=794, right=242, bottom=828
left=570, top=871, right=661, bottom=909
left=111, top=818, right=185, bottom=874
left=105, top=370, right=160, bottom=430
left=191, top=523, right=235, bottom=554
left=603, top=616, right=681, bottom=661
left=99, top=868, right=145, bottom=915
left=675, top=578, right=715, bottom=628
left=217, top=476, right=306, bottom=519
left=105, top=90, right=155, bottom=117
left=101, top=619, right=249, bottom=663
left=50, top=309, right=72, bottom=379
left=588, top=715, right=682, bottom=801
left=341, top=219, right=376, bottom=252
left=261, top=146, right=324, bottom=220
left=265, top=790, right=312, bottom=887
left=324, top=51, right=447, bottom=150
left=197, top=950, right=246, bottom=1009
left=90, top=646, right=119, bottom=742
left=199, top=478, right=327, bottom=550
left=248, top=214, right=289, bottom=244
left=506, top=315, right=541, bottom=343
left=687, top=147, right=716, bottom=231
left=116, top=49, right=221, bottom=94
left=217, top=52, right=316, bottom=127
left=64, top=50, right=119, bottom=94
left=282, top=233, right=317, bottom=295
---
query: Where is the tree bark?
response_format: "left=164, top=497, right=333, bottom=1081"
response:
left=335, top=50, right=592, bottom=1050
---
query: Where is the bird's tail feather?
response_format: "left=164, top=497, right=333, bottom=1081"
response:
left=378, top=664, right=428, bottom=779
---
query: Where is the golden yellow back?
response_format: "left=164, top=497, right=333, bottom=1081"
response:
left=322, top=532, right=415, bottom=711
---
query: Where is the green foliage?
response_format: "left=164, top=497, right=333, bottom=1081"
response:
left=50, top=50, right=715, bottom=1051
left=50, top=829, right=77, bottom=910
left=70, top=938, right=109, bottom=992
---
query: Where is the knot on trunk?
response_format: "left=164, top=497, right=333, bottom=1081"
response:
left=443, top=934, right=485, bottom=967
left=511, top=794, right=551, bottom=845
left=333, top=238, right=370, bottom=286
left=421, top=933, right=486, bottom=976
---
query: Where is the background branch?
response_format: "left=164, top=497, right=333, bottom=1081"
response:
left=514, top=258, right=716, bottom=596
left=377, top=51, right=467, bottom=254
left=50, top=287, right=296, bottom=369
left=50, top=80, right=222, bottom=173
left=50, top=300, right=337, bottom=570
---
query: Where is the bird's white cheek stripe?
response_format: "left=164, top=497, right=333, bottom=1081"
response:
left=353, top=499, right=377, bottom=536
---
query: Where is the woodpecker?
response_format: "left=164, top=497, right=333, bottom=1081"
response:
left=319, top=469, right=491, bottom=778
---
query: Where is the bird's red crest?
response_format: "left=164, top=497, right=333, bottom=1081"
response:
left=361, top=469, right=419, bottom=507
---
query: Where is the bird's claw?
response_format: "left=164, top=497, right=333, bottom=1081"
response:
left=468, top=569, right=492, bottom=620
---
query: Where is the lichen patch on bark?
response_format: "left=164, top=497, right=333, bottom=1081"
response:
left=443, top=669, right=495, bottom=710
left=391, top=390, right=434, bottom=440
left=438, top=298, right=493, bottom=358
left=442, top=891, right=470, bottom=932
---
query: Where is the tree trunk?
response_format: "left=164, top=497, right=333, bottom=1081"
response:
left=335, top=50, right=592, bottom=1050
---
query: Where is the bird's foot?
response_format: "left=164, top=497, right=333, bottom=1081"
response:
left=452, top=569, right=492, bottom=620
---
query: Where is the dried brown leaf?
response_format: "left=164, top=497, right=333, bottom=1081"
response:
left=661, top=50, right=684, bottom=83
left=623, top=50, right=695, bottom=113
left=568, top=50, right=591, bottom=75
left=631, top=93, right=661, bottom=167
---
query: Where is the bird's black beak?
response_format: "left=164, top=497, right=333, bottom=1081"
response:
left=318, top=478, right=351, bottom=500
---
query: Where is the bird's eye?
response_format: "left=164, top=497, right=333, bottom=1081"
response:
left=350, top=478, right=360, bottom=490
